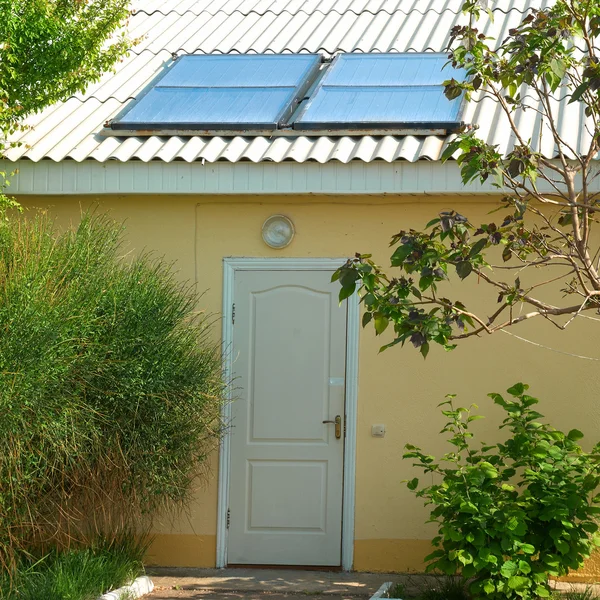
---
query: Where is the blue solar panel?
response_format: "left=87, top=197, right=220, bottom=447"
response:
left=159, top=55, right=317, bottom=88
left=111, top=54, right=321, bottom=131
left=114, top=88, right=296, bottom=127
left=294, top=53, right=466, bottom=131
left=302, top=87, right=459, bottom=124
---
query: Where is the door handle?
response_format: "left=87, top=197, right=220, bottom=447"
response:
left=323, top=415, right=342, bottom=439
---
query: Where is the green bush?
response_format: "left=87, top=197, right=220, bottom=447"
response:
left=0, top=212, right=225, bottom=572
left=404, top=384, right=600, bottom=600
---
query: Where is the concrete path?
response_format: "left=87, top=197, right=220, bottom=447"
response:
left=144, top=568, right=600, bottom=599
left=145, top=569, right=389, bottom=600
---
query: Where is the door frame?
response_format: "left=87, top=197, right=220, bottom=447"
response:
left=216, top=257, right=359, bottom=570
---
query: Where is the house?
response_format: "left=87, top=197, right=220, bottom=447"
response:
left=5, top=0, right=600, bottom=579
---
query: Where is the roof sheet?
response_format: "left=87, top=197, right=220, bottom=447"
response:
left=4, top=0, right=591, bottom=164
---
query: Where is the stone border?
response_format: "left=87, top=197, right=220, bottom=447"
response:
left=98, top=575, right=154, bottom=600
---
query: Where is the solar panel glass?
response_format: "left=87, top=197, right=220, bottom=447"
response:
left=323, top=54, right=452, bottom=86
left=111, top=54, right=321, bottom=131
left=159, top=55, right=319, bottom=88
left=294, top=53, right=466, bottom=131
left=117, top=88, right=295, bottom=128
left=301, top=87, right=459, bottom=125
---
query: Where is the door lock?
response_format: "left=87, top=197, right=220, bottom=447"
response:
left=323, top=415, right=342, bottom=439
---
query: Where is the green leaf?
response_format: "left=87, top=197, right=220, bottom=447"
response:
left=570, top=81, right=590, bottom=104
left=550, top=58, right=566, bottom=80
left=518, top=560, right=531, bottom=575
left=479, top=461, right=498, bottom=479
left=339, top=283, right=356, bottom=302
left=455, top=261, right=473, bottom=280
left=459, top=501, right=478, bottom=514
left=446, top=88, right=462, bottom=101
left=483, top=580, right=496, bottom=594
left=507, top=576, right=529, bottom=590
left=462, top=563, right=476, bottom=578
left=419, top=275, right=434, bottom=291
left=435, top=558, right=459, bottom=575
left=543, top=555, right=561, bottom=567
left=362, top=312, right=373, bottom=328
left=582, top=522, right=598, bottom=533
left=501, top=561, right=518, bottom=578
left=407, top=477, right=419, bottom=491
left=374, top=313, right=389, bottom=335
left=441, top=140, right=462, bottom=162
left=363, top=293, right=376, bottom=306
left=507, top=382, right=527, bottom=396
left=420, top=342, right=430, bottom=359
left=424, top=549, right=445, bottom=562
left=520, top=544, right=535, bottom=555
left=568, top=429, right=584, bottom=441
left=535, top=586, right=551, bottom=598
left=339, top=268, right=360, bottom=287
left=467, top=414, right=485, bottom=423
left=469, top=238, right=487, bottom=258
left=488, top=392, right=506, bottom=407
left=391, top=244, right=413, bottom=266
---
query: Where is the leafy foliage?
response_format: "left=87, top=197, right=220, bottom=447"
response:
left=404, top=384, right=600, bottom=600
left=0, top=0, right=130, bottom=137
left=0, top=213, right=225, bottom=574
left=335, top=0, right=600, bottom=355
left=0, top=0, right=132, bottom=212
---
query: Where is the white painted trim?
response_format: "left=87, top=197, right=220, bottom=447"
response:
left=217, top=257, right=359, bottom=571
left=8, top=159, right=597, bottom=197
left=343, top=290, right=359, bottom=571
left=217, top=259, right=235, bottom=569
left=8, top=159, right=502, bottom=196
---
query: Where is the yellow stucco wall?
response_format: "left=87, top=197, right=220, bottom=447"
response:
left=17, top=194, right=600, bottom=580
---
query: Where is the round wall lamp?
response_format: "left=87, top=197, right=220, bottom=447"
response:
left=261, top=214, right=295, bottom=249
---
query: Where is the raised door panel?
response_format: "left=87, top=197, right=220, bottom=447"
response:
left=249, top=286, right=331, bottom=444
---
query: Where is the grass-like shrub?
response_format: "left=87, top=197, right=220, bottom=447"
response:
left=404, top=384, right=600, bottom=600
left=0, top=212, right=225, bottom=572
left=0, top=533, right=147, bottom=600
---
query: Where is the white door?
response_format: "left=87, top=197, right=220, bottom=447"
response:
left=227, top=269, right=347, bottom=566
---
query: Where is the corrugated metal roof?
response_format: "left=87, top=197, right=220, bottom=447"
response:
left=4, top=0, right=590, bottom=164
left=130, top=0, right=555, bottom=17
